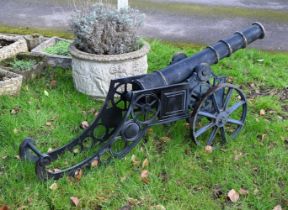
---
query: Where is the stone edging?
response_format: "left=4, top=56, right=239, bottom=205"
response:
left=0, top=35, right=28, bottom=61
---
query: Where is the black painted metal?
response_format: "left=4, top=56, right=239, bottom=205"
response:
left=134, top=22, right=265, bottom=90
left=19, top=23, right=265, bottom=180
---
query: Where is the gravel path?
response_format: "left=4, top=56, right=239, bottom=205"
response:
left=0, top=0, right=287, bottom=50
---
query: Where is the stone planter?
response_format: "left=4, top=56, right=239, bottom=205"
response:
left=0, top=68, right=23, bottom=96
left=70, top=42, right=150, bottom=98
left=0, top=53, right=47, bottom=82
left=32, top=37, right=72, bottom=68
left=0, top=35, right=28, bottom=62
left=24, top=35, right=46, bottom=51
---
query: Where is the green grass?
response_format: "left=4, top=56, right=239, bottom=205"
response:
left=0, top=40, right=288, bottom=209
left=132, top=0, right=288, bottom=23
left=0, top=24, right=74, bottom=40
left=44, top=40, right=71, bottom=57
left=8, top=59, right=37, bottom=71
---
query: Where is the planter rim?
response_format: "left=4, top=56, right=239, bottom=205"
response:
left=69, top=41, right=150, bottom=62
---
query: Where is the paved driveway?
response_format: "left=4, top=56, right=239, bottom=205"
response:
left=0, top=0, right=287, bottom=50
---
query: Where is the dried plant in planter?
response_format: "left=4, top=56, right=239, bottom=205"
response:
left=70, top=4, right=144, bottom=55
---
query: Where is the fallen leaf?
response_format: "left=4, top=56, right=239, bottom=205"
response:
left=257, top=59, right=264, bottom=63
left=273, top=205, right=282, bottom=210
left=91, top=159, right=99, bottom=168
left=160, top=136, right=171, bottom=143
left=94, top=111, right=99, bottom=117
left=141, top=170, right=149, bottom=184
left=50, top=80, right=57, bottom=89
left=73, top=147, right=80, bottom=154
left=127, top=197, right=141, bottom=206
left=227, top=189, right=239, bottom=203
left=80, top=121, right=89, bottom=129
left=46, top=121, right=52, bottom=126
left=0, top=205, right=9, bottom=210
left=142, top=158, right=149, bottom=168
left=131, top=155, right=140, bottom=167
left=75, top=169, right=83, bottom=180
left=10, top=107, right=20, bottom=115
left=147, top=128, right=154, bottom=135
left=47, top=148, right=54, bottom=153
left=205, top=145, right=213, bottom=153
left=259, top=109, right=266, bottom=116
left=15, top=155, right=20, bottom=160
left=239, top=188, right=249, bottom=196
left=70, top=196, right=80, bottom=207
left=49, top=182, right=58, bottom=191
left=150, top=205, right=166, bottom=210
left=2, top=156, right=7, bottom=160
left=44, top=90, right=49, bottom=97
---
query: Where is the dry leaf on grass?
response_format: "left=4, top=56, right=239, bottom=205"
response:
left=150, top=205, right=166, bottom=210
left=50, top=80, right=57, bottom=88
left=127, top=197, right=141, bottom=206
left=142, top=158, right=149, bottom=168
left=75, top=169, right=83, bottom=180
left=141, top=170, right=149, bottom=184
left=44, top=90, right=49, bottom=97
left=131, top=155, right=141, bottom=167
left=91, top=159, right=99, bottom=168
left=70, top=196, right=80, bottom=207
left=49, top=182, right=58, bottom=191
left=0, top=205, right=9, bottom=210
left=273, top=205, right=282, bottom=210
left=239, top=188, right=249, bottom=196
left=159, top=136, right=171, bottom=143
left=80, top=121, right=89, bottom=129
left=205, top=145, right=213, bottom=153
left=259, top=109, right=266, bottom=116
left=227, top=189, right=239, bottom=203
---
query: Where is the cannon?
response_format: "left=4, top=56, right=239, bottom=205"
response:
left=19, top=23, right=266, bottom=180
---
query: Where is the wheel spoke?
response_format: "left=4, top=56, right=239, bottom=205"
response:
left=224, top=88, right=233, bottom=110
left=115, top=91, right=122, bottom=96
left=195, top=122, right=215, bottom=137
left=227, top=118, right=243, bottom=126
left=198, top=111, right=217, bottom=119
left=207, top=127, right=218, bottom=145
left=227, top=100, right=245, bottom=114
left=212, top=93, right=220, bottom=113
left=220, top=127, right=226, bottom=144
left=149, top=100, right=157, bottom=106
left=115, top=99, right=121, bottom=105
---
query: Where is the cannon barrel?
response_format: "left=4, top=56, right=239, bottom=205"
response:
left=135, top=22, right=266, bottom=90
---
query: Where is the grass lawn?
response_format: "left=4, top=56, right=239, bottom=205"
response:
left=0, top=40, right=287, bottom=209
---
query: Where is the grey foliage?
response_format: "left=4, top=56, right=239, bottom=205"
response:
left=70, top=4, right=144, bottom=55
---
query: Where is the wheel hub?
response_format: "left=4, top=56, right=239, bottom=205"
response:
left=215, top=111, right=228, bottom=127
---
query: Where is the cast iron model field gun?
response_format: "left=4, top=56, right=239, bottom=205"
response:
left=19, top=23, right=266, bottom=180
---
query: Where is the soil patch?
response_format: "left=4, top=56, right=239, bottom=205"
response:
left=247, top=85, right=288, bottom=100
left=0, top=39, right=14, bottom=49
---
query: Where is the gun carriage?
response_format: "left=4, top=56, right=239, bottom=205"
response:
left=19, top=23, right=266, bottom=180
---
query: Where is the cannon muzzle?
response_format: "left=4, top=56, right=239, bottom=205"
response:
left=135, top=22, right=266, bottom=90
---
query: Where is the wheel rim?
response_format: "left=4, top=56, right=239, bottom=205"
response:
left=191, top=83, right=247, bottom=146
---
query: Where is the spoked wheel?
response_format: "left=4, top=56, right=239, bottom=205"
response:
left=190, top=83, right=247, bottom=146
left=111, top=82, right=133, bottom=111
left=131, top=93, right=160, bottom=125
